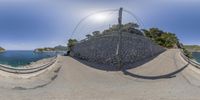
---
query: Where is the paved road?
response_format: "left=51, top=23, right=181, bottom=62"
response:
left=0, top=49, right=200, bottom=100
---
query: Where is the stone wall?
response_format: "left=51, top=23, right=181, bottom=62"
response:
left=71, top=32, right=165, bottom=67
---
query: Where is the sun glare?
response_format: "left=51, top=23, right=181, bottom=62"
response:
left=90, top=13, right=110, bottom=22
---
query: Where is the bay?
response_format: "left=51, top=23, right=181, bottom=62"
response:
left=0, top=50, right=58, bottom=67
left=192, top=52, right=200, bottom=63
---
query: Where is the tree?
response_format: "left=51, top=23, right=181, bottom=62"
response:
left=142, top=28, right=164, bottom=41
left=102, top=22, right=142, bottom=35
left=122, top=22, right=139, bottom=30
left=143, top=28, right=179, bottom=48
left=121, top=23, right=143, bottom=35
left=182, top=48, right=193, bottom=58
left=92, top=31, right=100, bottom=36
left=85, top=34, right=92, bottom=39
left=83, top=23, right=180, bottom=48
left=67, top=39, right=77, bottom=51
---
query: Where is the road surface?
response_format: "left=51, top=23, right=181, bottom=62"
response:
left=0, top=49, right=200, bottom=100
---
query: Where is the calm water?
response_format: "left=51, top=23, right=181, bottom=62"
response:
left=0, top=50, right=58, bottom=67
left=192, top=52, right=200, bottom=63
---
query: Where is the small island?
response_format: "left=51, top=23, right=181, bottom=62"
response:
left=34, top=45, right=67, bottom=52
left=0, top=47, right=5, bottom=52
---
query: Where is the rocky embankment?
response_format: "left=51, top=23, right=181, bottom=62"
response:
left=71, top=32, right=165, bottom=68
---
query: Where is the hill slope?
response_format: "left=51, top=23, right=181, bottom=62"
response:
left=184, top=45, right=200, bottom=52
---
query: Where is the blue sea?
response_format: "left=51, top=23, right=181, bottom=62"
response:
left=192, top=52, right=200, bottom=63
left=0, top=50, right=59, bottom=67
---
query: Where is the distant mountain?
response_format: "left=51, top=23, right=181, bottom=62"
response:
left=34, top=45, right=67, bottom=52
left=0, top=47, right=5, bottom=52
left=54, top=45, right=67, bottom=51
left=184, top=45, right=200, bottom=52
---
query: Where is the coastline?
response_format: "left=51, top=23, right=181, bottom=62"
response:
left=192, top=52, right=200, bottom=63
left=0, top=50, right=58, bottom=67
left=0, top=55, right=58, bottom=79
left=23, top=56, right=57, bottom=68
left=0, top=56, right=57, bottom=69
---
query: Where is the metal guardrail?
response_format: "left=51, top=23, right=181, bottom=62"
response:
left=180, top=50, right=200, bottom=69
left=0, top=56, right=57, bottom=74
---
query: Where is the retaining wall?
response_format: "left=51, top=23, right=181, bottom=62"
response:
left=71, top=32, right=165, bottom=67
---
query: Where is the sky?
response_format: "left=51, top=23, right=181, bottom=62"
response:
left=0, top=0, right=200, bottom=50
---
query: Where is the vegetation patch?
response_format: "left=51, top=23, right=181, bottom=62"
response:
left=184, top=45, right=200, bottom=52
left=34, top=45, right=67, bottom=52
left=142, top=28, right=180, bottom=48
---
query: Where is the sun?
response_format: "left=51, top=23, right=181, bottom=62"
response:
left=90, top=13, right=110, bottom=23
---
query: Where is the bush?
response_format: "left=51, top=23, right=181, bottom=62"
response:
left=182, top=48, right=193, bottom=58
left=142, top=28, right=179, bottom=48
left=67, top=39, right=77, bottom=51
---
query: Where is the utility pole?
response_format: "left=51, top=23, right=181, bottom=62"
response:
left=118, top=7, right=123, bottom=28
left=115, top=7, right=123, bottom=70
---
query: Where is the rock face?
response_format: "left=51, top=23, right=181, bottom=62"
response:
left=71, top=32, right=165, bottom=68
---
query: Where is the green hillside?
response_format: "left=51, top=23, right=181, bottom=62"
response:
left=34, top=45, right=67, bottom=52
left=0, top=47, right=5, bottom=52
left=184, top=45, right=200, bottom=52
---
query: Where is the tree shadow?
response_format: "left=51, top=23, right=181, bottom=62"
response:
left=121, top=63, right=189, bottom=80
left=71, top=51, right=165, bottom=71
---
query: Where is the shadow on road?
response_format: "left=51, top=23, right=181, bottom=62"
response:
left=71, top=52, right=164, bottom=71
left=121, top=63, right=189, bottom=80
